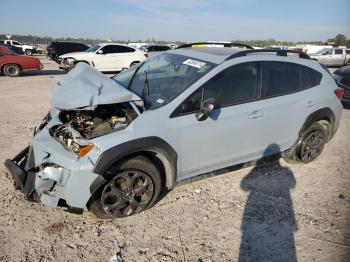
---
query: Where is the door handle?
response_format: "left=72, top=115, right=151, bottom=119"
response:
left=305, top=100, right=315, bottom=107
left=248, top=110, right=264, bottom=119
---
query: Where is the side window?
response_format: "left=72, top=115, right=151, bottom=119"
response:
left=101, top=45, right=113, bottom=54
left=122, top=46, right=135, bottom=53
left=346, top=50, right=350, bottom=55
left=12, top=41, right=20, bottom=45
left=334, top=49, right=343, bottom=55
left=264, top=62, right=301, bottom=98
left=174, top=62, right=262, bottom=116
left=148, top=46, right=157, bottom=52
left=300, top=65, right=322, bottom=89
left=79, top=44, right=88, bottom=50
left=112, top=45, right=135, bottom=53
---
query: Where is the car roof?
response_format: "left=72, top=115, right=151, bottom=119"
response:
left=51, top=41, right=86, bottom=45
left=169, top=47, right=247, bottom=64
left=99, top=43, right=132, bottom=47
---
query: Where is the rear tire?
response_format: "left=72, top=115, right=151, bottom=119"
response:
left=284, top=122, right=327, bottom=164
left=3, top=64, right=21, bottom=77
left=88, top=156, right=162, bottom=219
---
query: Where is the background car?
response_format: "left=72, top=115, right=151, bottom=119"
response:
left=333, top=65, right=350, bottom=106
left=59, top=43, right=147, bottom=72
left=139, top=44, right=171, bottom=57
left=0, top=46, right=43, bottom=76
left=46, top=41, right=89, bottom=62
left=0, top=43, right=24, bottom=55
left=0, top=40, right=36, bottom=56
left=310, top=48, right=348, bottom=67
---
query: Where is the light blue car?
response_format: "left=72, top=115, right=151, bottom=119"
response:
left=4, top=45, right=343, bottom=218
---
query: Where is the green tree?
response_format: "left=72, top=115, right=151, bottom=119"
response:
left=331, top=34, right=347, bottom=46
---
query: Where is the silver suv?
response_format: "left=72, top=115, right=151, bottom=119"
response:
left=4, top=44, right=344, bottom=218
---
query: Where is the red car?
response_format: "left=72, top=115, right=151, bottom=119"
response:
left=0, top=46, right=43, bottom=77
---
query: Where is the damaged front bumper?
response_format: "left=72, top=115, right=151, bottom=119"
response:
left=3, top=116, right=100, bottom=212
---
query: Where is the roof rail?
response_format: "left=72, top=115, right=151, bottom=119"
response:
left=225, top=49, right=311, bottom=60
left=177, top=42, right=254, bottom=50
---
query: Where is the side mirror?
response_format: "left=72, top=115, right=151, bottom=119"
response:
left=196, top=98, right=215, bottom=121
left=97, top=50, right=104, bottom=54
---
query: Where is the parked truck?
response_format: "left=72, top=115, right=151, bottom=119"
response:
left=310, top=48, right=349, bottom=67
left=0, top=40, right=37, bottom=56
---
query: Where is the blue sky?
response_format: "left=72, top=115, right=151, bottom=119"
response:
left=1, top=0, right=349, bottom=41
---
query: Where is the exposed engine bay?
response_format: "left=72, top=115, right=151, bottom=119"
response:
left=49, top=103, right=138, bottom=155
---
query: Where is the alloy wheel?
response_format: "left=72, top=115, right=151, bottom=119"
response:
left=101, top=170, right=154, bottom=217
left=300, top=130, right=325, bottom=162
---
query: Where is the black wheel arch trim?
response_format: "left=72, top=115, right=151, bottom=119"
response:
left=91, top=136, right=177, bottom=194
left=299, top=107, right=335, bottom=141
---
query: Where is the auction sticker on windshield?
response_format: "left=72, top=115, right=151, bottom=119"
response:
left=183, top=59, right=206, bottom=69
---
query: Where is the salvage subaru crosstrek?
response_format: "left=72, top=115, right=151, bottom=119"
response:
left=4, top=43, right=344, bottom=218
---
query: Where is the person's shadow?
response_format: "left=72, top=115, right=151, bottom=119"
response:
left=239, top=144, right=298, bottom=262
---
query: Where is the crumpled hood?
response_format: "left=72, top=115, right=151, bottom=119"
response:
left=51, top=63, right=141, bottom=110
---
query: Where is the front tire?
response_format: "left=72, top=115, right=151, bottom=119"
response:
left=3, top=64, right=21, bottom=77
left=88, top=156, right=162, bottom=219
left=25, top=49, right=33, bottom=56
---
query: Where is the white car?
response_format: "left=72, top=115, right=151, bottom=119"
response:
left=59, top=43, right=147, bottom=72
left=0, top=40, right=37, bottom=55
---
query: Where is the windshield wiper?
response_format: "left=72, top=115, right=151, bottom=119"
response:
left=143, top=71, right=150, bottom=99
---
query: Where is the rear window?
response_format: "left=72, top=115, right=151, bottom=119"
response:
left=264, top=62, right=322, bottom=98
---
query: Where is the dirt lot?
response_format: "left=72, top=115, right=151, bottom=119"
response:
left=0, top=57, right=349, bottom=261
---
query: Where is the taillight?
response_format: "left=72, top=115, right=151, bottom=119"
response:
left=334, top=87, right=344, bottom=100
left=144, top=53, right=148, bottom=58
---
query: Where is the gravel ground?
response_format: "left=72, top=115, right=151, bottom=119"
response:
left=0, top=57, right=349, bottom=261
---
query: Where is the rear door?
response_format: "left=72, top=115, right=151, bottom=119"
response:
left=333, top=49, right=345, bottom=66
left=257, top=61, right=323, bottom=152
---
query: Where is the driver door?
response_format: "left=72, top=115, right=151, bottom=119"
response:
left=174, top=62, right=265, bottom=179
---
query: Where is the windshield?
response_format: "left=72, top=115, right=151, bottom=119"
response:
left=86, top=44, right=102, bottom=52
left=316, top=48, right=332, bottom=55
left=112, top=53, right=216, bottom=109
left=6, top=47, right=18, bottom=55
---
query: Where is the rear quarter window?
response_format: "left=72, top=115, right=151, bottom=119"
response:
left=300, top=65, right=322, bottom=89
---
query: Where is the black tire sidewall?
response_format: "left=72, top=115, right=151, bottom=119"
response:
left=88, top=156, right=162, bottom=219
left=296, top=123, right=326, bottom=163
left=4, top=64, right=20, bottom=77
